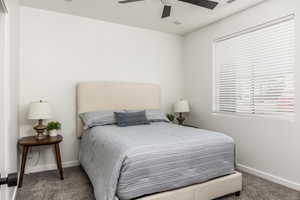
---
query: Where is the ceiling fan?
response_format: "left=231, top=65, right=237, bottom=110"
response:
left=118, top=0, right=219, bottom=19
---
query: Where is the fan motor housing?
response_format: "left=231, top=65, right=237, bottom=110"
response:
left=161, top=0, right=173, bottom=5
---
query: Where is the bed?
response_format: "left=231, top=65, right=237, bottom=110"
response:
left=77, top=82, right=242, bottom=200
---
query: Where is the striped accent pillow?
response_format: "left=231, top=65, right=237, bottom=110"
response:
left=114, top=110, right=150, bottom=127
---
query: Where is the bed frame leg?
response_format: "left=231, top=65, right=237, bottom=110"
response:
left=235, top=191, right=241, bottom=197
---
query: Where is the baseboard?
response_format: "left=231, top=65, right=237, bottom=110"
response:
left=26, top=160, right=80, bottom=174
left=23, top=161, right=300, bottom=192
left=237, top=164, right=300, bottom=191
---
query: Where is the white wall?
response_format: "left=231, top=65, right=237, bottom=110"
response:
left=20, top=7, right=184, bottom=172
left=2, top=0, right=20, bottom=199
left=20, top=0, right=300, bottom=193
left=183, top=0, right=300, bottom=190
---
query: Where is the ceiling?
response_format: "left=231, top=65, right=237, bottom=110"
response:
left=20, top=0, right=266, bottom=35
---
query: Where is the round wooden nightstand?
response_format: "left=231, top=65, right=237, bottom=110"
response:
left=18, top=135, right=64, bottom=188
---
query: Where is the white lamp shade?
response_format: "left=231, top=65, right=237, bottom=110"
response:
left=174, top=100, right=190, bottom=113
left=28, top=101, right=52, bottom=120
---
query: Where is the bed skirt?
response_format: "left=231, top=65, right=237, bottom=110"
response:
left=138, top=172, right=242, bottom=200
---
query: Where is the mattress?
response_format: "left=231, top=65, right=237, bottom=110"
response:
left=79, top=122, right=235, bottom=200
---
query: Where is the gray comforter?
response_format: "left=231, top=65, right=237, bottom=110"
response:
left=79, top=122, right=235, bottom=200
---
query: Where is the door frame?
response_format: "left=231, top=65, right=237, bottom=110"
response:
left=0, top=0, right=8, bottom=200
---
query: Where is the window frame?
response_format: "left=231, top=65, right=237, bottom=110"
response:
left=212, top=14, right=296, bottom=120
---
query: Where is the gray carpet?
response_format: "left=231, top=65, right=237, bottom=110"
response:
left=16, top=167, right=300, bottom=200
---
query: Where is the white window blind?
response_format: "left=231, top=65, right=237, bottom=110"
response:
left=214, top=16, right=295, bottom=116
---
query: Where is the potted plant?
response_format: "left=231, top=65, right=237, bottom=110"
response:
left=47, top=121, right=61, bottom=137
left=166, top=114, right=175, bottom=122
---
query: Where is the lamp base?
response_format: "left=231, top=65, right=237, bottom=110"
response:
left=177, top=113, right=185, bottom=125
left=36, top=134, right=47, bottom=140
left=34, top=119, right=47, bottom=140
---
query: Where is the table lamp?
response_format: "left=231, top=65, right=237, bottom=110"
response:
left=28, top=100, right=52, bottom=140
left=174, top=100, right=190, bottom=125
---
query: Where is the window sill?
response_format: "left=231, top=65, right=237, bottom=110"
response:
left=211, top=112, right=295, bottom=122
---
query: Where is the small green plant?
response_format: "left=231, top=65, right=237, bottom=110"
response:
left=166, top=114, right=175, bottom=122
left=47, top=121, right=61, bottom=131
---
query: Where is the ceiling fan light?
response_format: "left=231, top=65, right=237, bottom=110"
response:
left=161, top=0, right=173, bottom=6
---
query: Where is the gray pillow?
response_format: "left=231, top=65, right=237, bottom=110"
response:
left=79, top=111, right=123, bottom=130
left=146, top=109, right=170, bottom=123
left=114, top=110, right=150, bottom=127
left=125, top=109, right=170, bottom=123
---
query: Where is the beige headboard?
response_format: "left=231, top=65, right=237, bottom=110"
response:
left=76, top=82, right=161, bottom=137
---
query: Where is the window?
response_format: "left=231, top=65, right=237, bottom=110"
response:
left=213, top=15, right=295, bottom=117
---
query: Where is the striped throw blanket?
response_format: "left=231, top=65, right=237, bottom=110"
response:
left=79, top=122, right=235, bottom=200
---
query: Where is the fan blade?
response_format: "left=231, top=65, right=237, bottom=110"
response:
left=118, top=0, right=144, bottom=3
left=162, top=5, right=171, bottom=18
left=179, top=0, right=218, bottom=9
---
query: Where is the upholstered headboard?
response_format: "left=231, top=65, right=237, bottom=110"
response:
left=76, top=82, right=161, bottom=137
